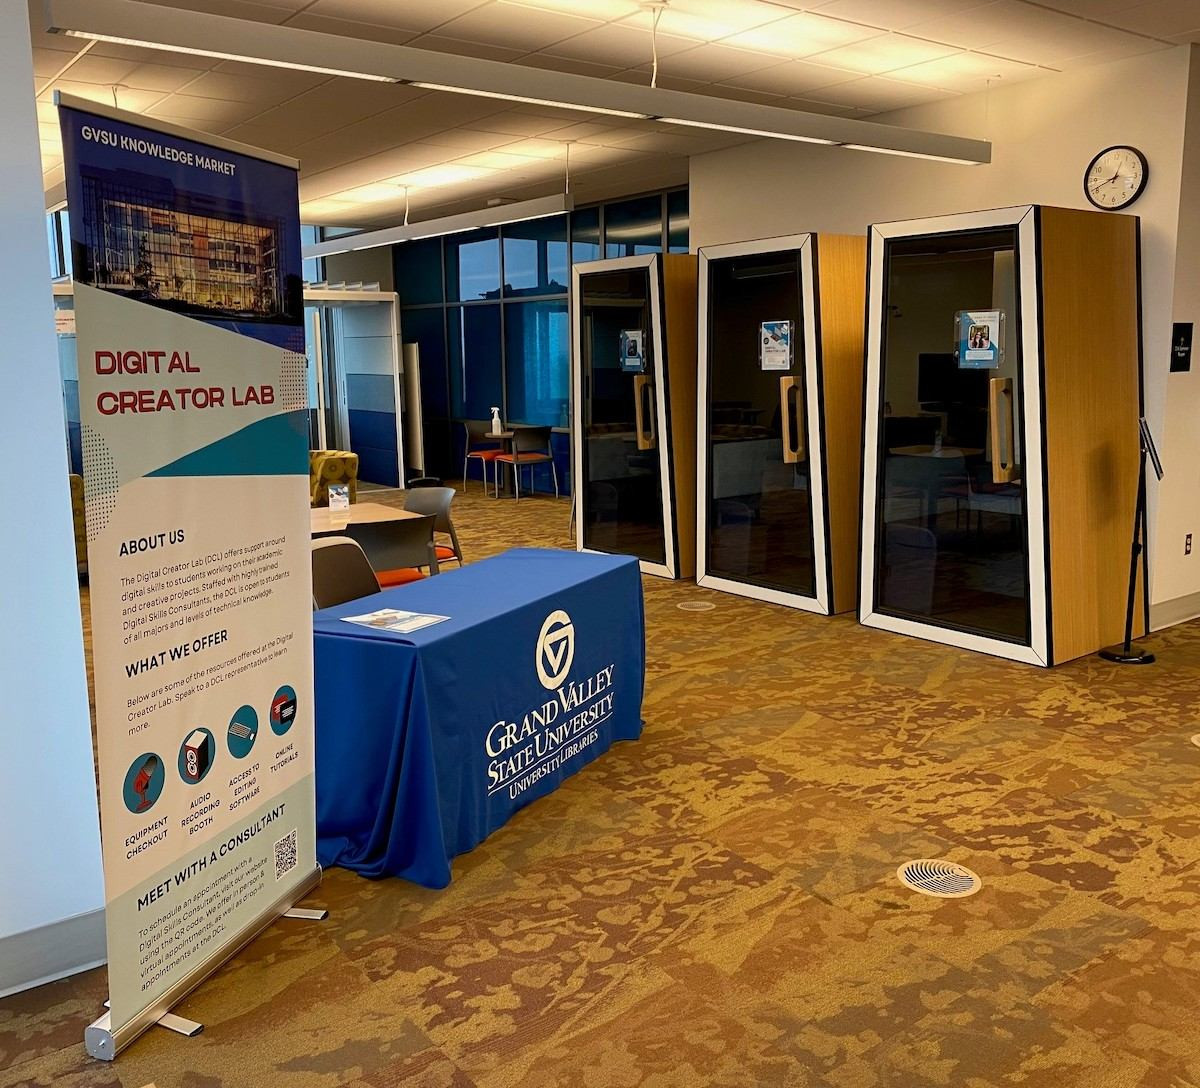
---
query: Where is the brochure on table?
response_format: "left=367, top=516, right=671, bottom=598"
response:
left=57, top=93, right=317, bottom=1060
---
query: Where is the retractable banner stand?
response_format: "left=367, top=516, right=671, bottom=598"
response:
left=55, top=93, right=319, bottom=1061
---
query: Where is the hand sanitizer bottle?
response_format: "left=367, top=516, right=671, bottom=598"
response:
left=490, top=406, right=502, bottom=436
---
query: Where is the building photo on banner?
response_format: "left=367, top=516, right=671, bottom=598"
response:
left=12, top=0, right=1200, bottom=1085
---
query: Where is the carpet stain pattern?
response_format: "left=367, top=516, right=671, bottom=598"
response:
left=4, top=485, right=1200, bottom=1087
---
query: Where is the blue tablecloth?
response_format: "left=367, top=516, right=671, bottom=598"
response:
left=313, top=547, right=645, bottom=887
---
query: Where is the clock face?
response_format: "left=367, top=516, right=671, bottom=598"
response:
left=1085, top=145, right=1148, bottom=210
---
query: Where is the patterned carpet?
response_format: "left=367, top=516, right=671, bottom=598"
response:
left=5, top=483, right=1200, bottom=1087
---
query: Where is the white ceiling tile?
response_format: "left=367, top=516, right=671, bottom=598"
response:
left=723, top=12, right=883, bottom=57
left=121, top=62, right=211, bottom=93
left=544, top=22, right=695, bottom=66
left=430, top=5, right=604, bottom=53
left=301, top=0, right=487, bottom=33
left=805, top=74, right=959, bottom=110
left=145, top=95, right=264, bottom=124
left=807, top=0, right=998, bottom=30
left=1099, top=0, right=1200, bottom=36
left=805, top=34, right=963, bottom=74
left=719, top=58, right=861, bottom=95
left=652, top=41, right=796, bottom=81
left=618, top=0, right=792, bottom=42
left=177, top=67, right=329, bottom=103
left=888, top=50, right=1044, bottom=89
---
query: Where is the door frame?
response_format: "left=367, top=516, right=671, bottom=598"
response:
left=571, top=254, right=676, bottom=579
left=695, top=234, right=831, bottom=614
left=304, top=288, right=407, bottom=486
left=857, top=206, right=1049, bottom=666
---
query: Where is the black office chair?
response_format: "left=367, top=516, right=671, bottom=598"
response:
left=402, top=486, right=464, bottom=566
left=311, top=537, right=380, bottom=610
left=342, top=516, right=439, bottom=588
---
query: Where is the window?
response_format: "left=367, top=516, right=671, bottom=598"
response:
left=503, top=214, right=568, bottom=297
left=401, top=307, right=449, bottom=419
left=505, top=300, right=569, bottom=426
left=667, top=190, right=689, bottom=254
left=446, top=228, right=501, bottom=302
left=604, top=194, right=662, bottom=258
left=394, top=237, right=443, bottom=306
left=571, top=206, right=601, bottom=265
left=448, top=305, right=503, bottom=418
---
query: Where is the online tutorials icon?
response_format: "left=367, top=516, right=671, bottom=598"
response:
left=227, top=705, right=259, bottom=759
left=270, top=685, right=298, bottom=736
left=123, top=753, right=164, bottom=814
left=536, top=609, right=575, bottom=690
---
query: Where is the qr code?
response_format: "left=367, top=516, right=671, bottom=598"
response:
left=274, top=829, right=298, bottom=880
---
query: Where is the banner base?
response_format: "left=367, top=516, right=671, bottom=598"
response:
left=85, top=866, right=322, bottom=1061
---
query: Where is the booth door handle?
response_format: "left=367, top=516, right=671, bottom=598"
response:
left=989, top=376, right=1018, bottom=484
left=633, top=374, right=657, bottom=451
left=780, top=376, right=804, bottom=464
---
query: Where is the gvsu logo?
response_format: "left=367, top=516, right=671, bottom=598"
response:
left=536, top=610, right=575, bottom=690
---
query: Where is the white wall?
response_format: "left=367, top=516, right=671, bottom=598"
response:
left=690, top=45, right=1196, bottom=617
left=0, top=4, right=105, bottom=992
left=1160, top=47, right=1200, bottom=614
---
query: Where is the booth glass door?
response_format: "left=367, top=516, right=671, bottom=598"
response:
left=867, top=222, right=1035, bottom=651
left=574, top=258, right=671, bottom=573
left=699, top=242, right=827, bottom=610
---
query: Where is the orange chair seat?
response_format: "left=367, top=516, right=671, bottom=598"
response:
left=467, top=449, right=502, bottom=461
left=495, top=452, right=552, bottom=463
left=435, top=545, right=459, bottom=562
left=377, top=567, right=427, bottom=587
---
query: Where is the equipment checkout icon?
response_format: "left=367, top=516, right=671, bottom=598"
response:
left=536, top=609, right=575, bottom=690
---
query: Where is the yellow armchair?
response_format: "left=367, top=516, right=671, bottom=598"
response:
left=310, top=450, right=359, bottom=507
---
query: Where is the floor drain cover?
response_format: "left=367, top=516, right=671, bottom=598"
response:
left=897, top=859, right=981, bottom=899
left=677, top=601, right=716, bottom=612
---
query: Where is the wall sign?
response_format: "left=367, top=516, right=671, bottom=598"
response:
left=620, top=329, right=645, bottom=373
left=956, top=309, right=1004, bottom=369
left=759, top=320, right=793, bottom=371
left=1171, top=322, right=1193, bottom=373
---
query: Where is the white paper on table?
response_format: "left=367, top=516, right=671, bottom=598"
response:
left=341, top=608, right=449, bottom=633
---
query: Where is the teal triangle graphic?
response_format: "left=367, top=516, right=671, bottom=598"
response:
left=147, top=411, right=308, bottom=479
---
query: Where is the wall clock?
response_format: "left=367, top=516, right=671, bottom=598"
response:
left=1084, top=145, right=1148, bottom=210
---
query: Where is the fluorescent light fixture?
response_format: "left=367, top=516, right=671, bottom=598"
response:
left=409, top=82, right=649, bottom=119
left=59, top=29, right=398, bottom=82
left=841, top=143, right=983, bottom=166
left=303, top=193, right=575, bottom=258
left=657, top=116, right=837, bottom=146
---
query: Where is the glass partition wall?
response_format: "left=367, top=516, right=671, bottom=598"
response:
left=573, top=257, right=671, bottom=573
left=697, top=238, right=828, bottom=611
left=859, top=208, right=1048, bottom=664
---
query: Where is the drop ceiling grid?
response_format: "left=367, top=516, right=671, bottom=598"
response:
left=29, top=0, right=1192, bottom=225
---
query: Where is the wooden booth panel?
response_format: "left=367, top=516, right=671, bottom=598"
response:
left=815, top=234, right=867, bottom=616
left=663, top=253, right=699, bottom=580
left=1038, top=207, right=1142, bottom=663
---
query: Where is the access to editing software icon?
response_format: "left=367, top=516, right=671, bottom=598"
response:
left=227, top=705, right=259, bottom=759
left=270, top=685, right=298, bottom=736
